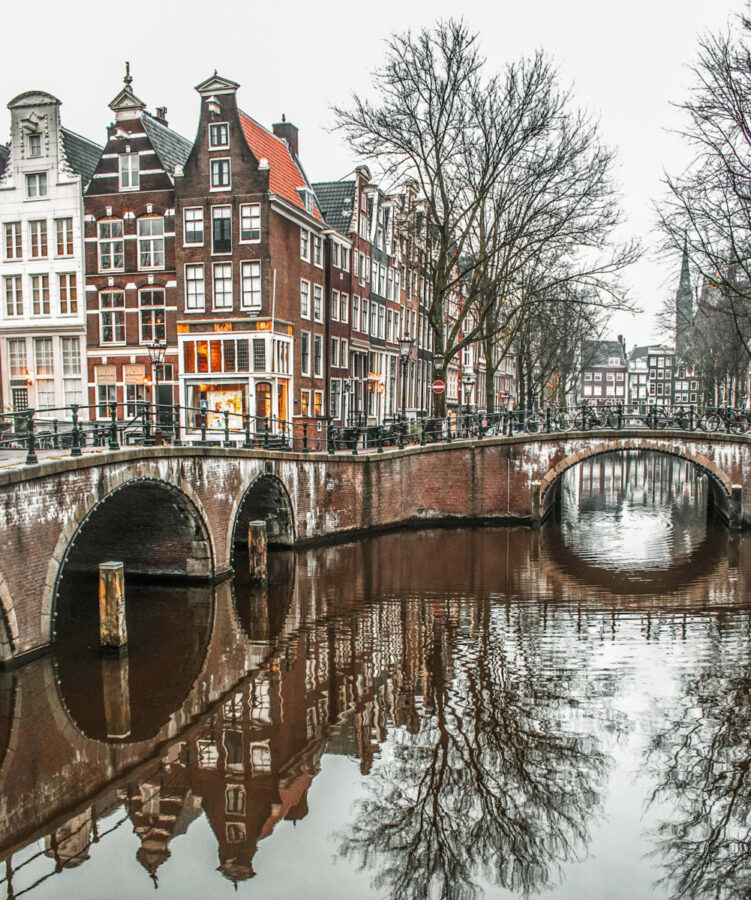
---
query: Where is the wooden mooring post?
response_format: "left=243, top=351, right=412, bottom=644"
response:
left=248, top=520, right=268, bottom=581
left=98, top=561, right=127, bottom=653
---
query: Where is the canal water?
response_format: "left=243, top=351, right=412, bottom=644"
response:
left=1, top=449, right=750, bottom=899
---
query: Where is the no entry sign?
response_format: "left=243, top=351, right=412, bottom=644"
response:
left=432, top=379, right=446, bottom=394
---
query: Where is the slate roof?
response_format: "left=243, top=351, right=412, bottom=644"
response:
left=312, top=180, right=355, bottom=235
left=60, top=128, right=103, bottom=184
left=142, top=112, right=192, bottom=175
left=0, top=144, right=7, bottom=178
left=239, top=111, right=322, bottom=221
left=628, top=345, right=650, bottom=362
left=582, top=339, right=626, bottom=367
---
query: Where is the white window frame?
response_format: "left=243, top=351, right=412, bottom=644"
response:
left=99, top=291, right=126, bottom=344
left=208, top=121, right=230, bottom=149
left=300, top=330, right=311, bottom=376
left=212, top=262, right=233, bottom=310
left=30, top=274, right=50, bottom=316
left=313, top=284, right=323, bottom=323
left=300, top=279, right=310, bottom=319
left=239, top=203, right=261, bottom=243
left=119, top=154, right=140, bottom=191
left=25, top=172, right=48, bottom=198
left=184, top=264, right=206, bottom=311
left=58, top=273, right=77, bottom=316
left=300, top=228, right=310, bottom=262
left=183, top=207, right=204, bottom=246
left=241, top=260, right=262, bottom=311
left=313, top=235, right=322, bottom=267
left=137, top=217, right=165, bottom=270
left=4, top=275, right=23, bottom=317
left=313, top=333, right=323, bottom=378
left=210, top=157, right=231, bottom=191
left=98, top=219, right=125, bottom=272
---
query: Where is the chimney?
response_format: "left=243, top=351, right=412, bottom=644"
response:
left=155, top=106, right=168, bottom=125
left=272, top=114, right=299, bottom=157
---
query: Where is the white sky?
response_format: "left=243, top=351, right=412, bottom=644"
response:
left=0, top=0, right=738, bottom=348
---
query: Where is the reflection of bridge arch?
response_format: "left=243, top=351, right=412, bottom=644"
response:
left=540, top=441, right=735, bottom=524
left=539, top=520, right=728, bottom=597
left=228, top=473, right=295, bottom=564
left=48, top=474, right=216, bottom=644
left=0, top=572, right=19, bottom=664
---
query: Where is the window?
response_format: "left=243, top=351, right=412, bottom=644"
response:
left=138, top=218, right=165, bottom=269
left=340, top=339, right=348, bottom=369
left=313, top=235, right=322, bottom=266
left=362, top=299, right=368, bottom=333
left=8, top=339, right=27, bottom=378
left=31, top=274, right=50, bottom=315
left=240, top=203, right=261, bottom=242
left=4, top=223, right=21, bottom=260
left=340, top=293, right=349, bottom=324
left=371, top=302, right=377, bottom=336
left=209, top=122, right=229, bottom=148
left=185, top=264, right=205, bottom=310
left=98, top=220, right=124, bottom=272
left=594, top=372, right=602, bottom=382
left=353, top=252, right=359, bottom=277
left=126, top=383, right=145, bottom=417
left=140, top=289, right=166, bottom=342
left=35, top=338, right=55, bottom=409
left=100, top=291, right=125, bottom=343
left=333, top=243, right=340, bottom=268
left=58, top=273, right=77, bottom=315
left=300, top=228, right=310, bottom=261
left=301, top=389, right=310, bottom=416
left=584, top=372, right=592, bottom=381
left=26, top=172, right=47, bottom=198
left=314, top=390, right=324, bottom=417
left=29, top=220, right=47, bottom=258
left=301, top=331, right=310, bottom=375
left=300, top=279, right=310, bottom=319
left=212, top=263, right=233, bottom=309
left=119, top=153, right=139, bottom=190
left=97, top=383, right=116, bottom=418
left=313, top=334, right=323, bottom=377
left=61, top=337, right=82, bottom=407
left=210, top=158, right=231, bottom=190
left=331, top=337, right=339, bottom=367
left=253, top=339, right=266, bottom=371
left=331, top=290, right=339, bottom=321
left=241, top=260, right=262, bottom=310
left=330, top=379, right=341, bottom=418
left=212, top=206, right=231, bottom=253
left=616, top=372, right=624, bottom=382
left=313, top=285, right=323, bottom=322
left=184, top=208, right=204, bottom=245
left=54, top=218, right=74, bottom=257
left=4, top=276, right=22, bottom=317
left=353, top=295, right=360, bottom=331
left=342, top=247, right=350, bottom=271
left=225, top=786, right=245, bottom=815
left=28, top=134, right=41, bottom=157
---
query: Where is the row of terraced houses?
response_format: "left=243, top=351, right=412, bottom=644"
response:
left=0, top=71, right=518, bottom=438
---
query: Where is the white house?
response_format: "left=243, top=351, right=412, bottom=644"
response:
left=0, top=91, right=101, bottom=420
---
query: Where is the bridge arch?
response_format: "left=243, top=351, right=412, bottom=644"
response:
left=228, top=473, right=295, bottom=564
left=539, top=440, right=735, bottom=524
left=46, top=471, right=216, bottom=643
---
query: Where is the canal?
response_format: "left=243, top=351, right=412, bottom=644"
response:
left=0, top=449, right=749, bottom=899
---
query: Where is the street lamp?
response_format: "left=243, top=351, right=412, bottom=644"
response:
left=398, top=332, right=414, bottom=422
left=461, top=369, right=476, bottom=431
left=146, top=341, right=167, bottom=444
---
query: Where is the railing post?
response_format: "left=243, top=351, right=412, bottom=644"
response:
left=173, top=404, right=182, bottom=447
left=108, top=402, right=119, bottom=450
left=377, top=425, right=384, bottom=453
left=352, top=424, right=358, bottom=456
left=545, top=407, right=552, bottom=434
left=223, top=409, right=231, bottom=447
left=200, top=413, right=207, bottom=445
left=70, top=404, right=82, bottom=457
left=446, top=416, right=452, bottom=443
left=398, top=417, right=405, bottom=449
left=52, top=419, right=59, bottom=450
left=264, top=417, right=270, bottom=449
left=420, top=416, right=426, bottom=446
left=142, top=402, right=154, bottom=446
left=243, top=413, right=252, bottom=449
left=24, top=411, right=37, bottom=465
left=282, top=419, right=288, bottom=448
left=327, top=420, right=334, bottom=455
left=617, top=403, right=623, bottom=430
left=302, top=421, right=309, bottom=453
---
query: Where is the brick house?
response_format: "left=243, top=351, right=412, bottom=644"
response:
left=174, top=74, right=327, bottom=439
left=83, top=71, right=191, bottom=429
left=579, top=338, right=628, bottom=405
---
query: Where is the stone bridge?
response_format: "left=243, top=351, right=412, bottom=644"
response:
left=0, top=429, right=749, bottom=665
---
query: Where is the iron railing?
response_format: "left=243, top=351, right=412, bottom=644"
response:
left=1, top=402, right=749, bottom=466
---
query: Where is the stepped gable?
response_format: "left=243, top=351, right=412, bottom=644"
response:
left=312, top=180, right=355, bottom=234
left=142, top=112, right=192, bottom=175
left=238, top=111, right=322, bottom=220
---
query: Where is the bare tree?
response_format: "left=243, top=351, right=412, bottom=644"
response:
left=658, top=6, right=751, bottom=367
left=335, top=19, right=637, bottom=416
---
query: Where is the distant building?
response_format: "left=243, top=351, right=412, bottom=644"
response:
left=579, top=338, right=627, bottom=404
left=0, top=91, right=101, bottom=418
left=627, top=345, right=649, bottom=406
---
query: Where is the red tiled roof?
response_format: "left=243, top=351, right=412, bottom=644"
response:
left=239, top=111, right=322, bottom=221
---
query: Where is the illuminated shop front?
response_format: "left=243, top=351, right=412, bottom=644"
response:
left=179, top=329, right=292, bottom=435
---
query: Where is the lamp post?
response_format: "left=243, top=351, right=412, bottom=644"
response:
left=146, top=341, right=167, bottom=444
left=462, top=370, right=475, bottom=433
left=398, top=332, right=414, bottom=422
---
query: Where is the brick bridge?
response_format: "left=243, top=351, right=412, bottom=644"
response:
left=0, top=429, right=748, bottom=665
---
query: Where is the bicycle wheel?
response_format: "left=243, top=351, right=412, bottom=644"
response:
left=555, top=411, right=575, bottom=432
left=525, top=413, right=544, bottom=434
left=702, top=414, right=721, bottom=433
left=731, top=415, right=750, bottom=435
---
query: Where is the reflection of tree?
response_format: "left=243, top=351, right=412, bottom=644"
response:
left=339, top=601, right=613, bottom=899
left=646, top=626, right=751, bottom=900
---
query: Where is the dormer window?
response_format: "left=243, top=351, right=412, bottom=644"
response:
left=119, top=153, right=140, bottom=190
left=298, top=188, right=316, bottom=214
left=28, top=134, right=41, bottom=157
left=209, top=122, right=229, bottom=148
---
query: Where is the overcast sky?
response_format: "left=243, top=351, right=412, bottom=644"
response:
left=1, top=0, right=739, bottom=348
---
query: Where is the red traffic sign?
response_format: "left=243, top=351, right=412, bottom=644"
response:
left=432, top=379, right=446, bottom=394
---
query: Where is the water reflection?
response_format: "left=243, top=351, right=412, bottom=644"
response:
left=2, top=456, right=751, bottom=898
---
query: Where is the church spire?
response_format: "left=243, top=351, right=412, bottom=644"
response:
left=675, top=238, right=693, bottom=357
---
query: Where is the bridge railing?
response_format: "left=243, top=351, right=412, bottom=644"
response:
left=2, top=402, right=750, bottom=465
